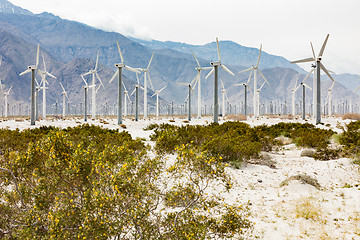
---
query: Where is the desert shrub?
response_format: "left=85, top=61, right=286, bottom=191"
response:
left=291, top=127, right=334, bottom=149
left=339, top=120, right=360, bottom=156
left=280, top=174, right=321, bottom=190
left=294, top=197, right=322, bottom=221
left=314, top=148, right=341, bottom=161
left=301, top=149, right=316, bottom=158
left=0, top=127, right=253, bottom=239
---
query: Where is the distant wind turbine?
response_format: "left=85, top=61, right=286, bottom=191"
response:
left=191, top=51, right=212, bottom=119
left=239, top=44, right=269, bottom=118
left=38, top=54, right=56, bottom=119
left=151, top=86, right=167, bottom=117
left=205, top=38, right=234, bottom=123
left=220, top=79, right=229, bottom=117
left=3, top=85, right=12, bottom=118
left=327, top=78, right=336, bottom=116
left=82, top=51, right=104, bottom=119
left=60, top=82, right=69, bottom=118
left=177, top=82, right=193, bottom=121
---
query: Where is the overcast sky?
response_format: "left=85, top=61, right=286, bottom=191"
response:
left=9, top=0, right=360, bottom=75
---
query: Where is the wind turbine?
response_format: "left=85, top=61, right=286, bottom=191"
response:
left=82, top=51, right=104, bottom=119
left=327, top=78, right=336, bottom=116
left=19, top=44, right=40, bottom=125
left=131, top=73, right=141, bottom=121
left=38, top=54, right=56, bottom=119
left=239, top=44, right=269, bottom=118
left=177, top=82, right=193, bottom=121
left=301, top=82, right=312, bottom=120
left=220, top=79, right=230, bottom=117
left=109, top=41, right=139, bottom=125
left=291, top=77, right=301, bottom=116
left=122, top=82, right=132, bottom=117
left=151, top=86, right=167, bottom=117
left=234, top=83, right=248, bottom=116
left=256, top=80, right=268, bottom=115
left=136, top=52, right=154, bottom=119
left=291, top=34, right=334, bottom=124
left=205, top=38, right=234, bottom=123
left=81, top=75, right=92, bottom=122
left=191, top=51, right=212, bottom=119
left=59, top=82, right=69, bottom=118
left=3, top=85, right=12, bottom=118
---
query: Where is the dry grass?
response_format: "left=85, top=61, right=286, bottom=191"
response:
left=294, top=196, right=322, bottom=221
left=225, top=114, right=247, bottom=121
left=301, top=149, right=316, bottom=158
left=341, top=113, right=360, bottom=120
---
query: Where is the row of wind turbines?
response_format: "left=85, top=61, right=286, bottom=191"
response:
left=5, top=34, right=360, bottom=126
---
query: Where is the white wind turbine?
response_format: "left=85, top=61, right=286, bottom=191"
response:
left=38, top=54, right=56, bottom=119
left=19, top=44, right=40, bottom=125
left=291, top=34, right=334, bottom=124
left=59, top=82, right=69, bottom=118
left=122, top=82, right=131, bottom=117
left=327, top=79, right=336, bottom=116
left=205, top=38, right=235, bottom=123
left=131, top=73, right=142, bottom=121
left=291, top=77, right=301, bottom=116
left=239, top=44, right=269, bottom=118
left=220, top=79, right=229, bottom=117
left=300, top=82, right=312, bottom=120
left=151, top=86, right=167, bottom=117
left=191, top=51, right=212, bottom=119
left=3, top=85, right=12, bottom=117
left=177, top=82, right=194, bottom=121
left=256, top=80, right=268, bottom=115
left=109, top=42, right=139, bottom=124
left=136, top=52, right=154, bottom=119
left=82, top=51, right=104, bottom=119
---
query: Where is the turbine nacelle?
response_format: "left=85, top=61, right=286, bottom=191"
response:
left=115, top=63, right=125, bottom=68
left=210, top=61, right=221, bottom=67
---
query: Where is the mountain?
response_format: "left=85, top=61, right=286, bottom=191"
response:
left=0, top=0, right=32, bottom=16
left=129, top=38, right=306, bottom=74
left=0, top=0, right=358, bottom=116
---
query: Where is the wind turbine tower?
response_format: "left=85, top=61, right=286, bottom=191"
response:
left=291, top=34, right=334, bottom=124
left=205, top=38, right=234, bottom=123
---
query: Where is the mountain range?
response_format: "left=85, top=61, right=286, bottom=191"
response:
left=0, top=0, right=359, bottom=116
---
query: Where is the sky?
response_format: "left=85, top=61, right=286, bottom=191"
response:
left=9, top=0, right=360, bottom=75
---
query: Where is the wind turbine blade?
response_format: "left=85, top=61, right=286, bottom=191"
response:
left=191, top=50, right=201, bottom=68
left=259, top=81, right=266, bottom=91
left=95, top=51, right=99, bottom=71
left=41, top=53, right=47, bottom=72
left=318, top=34, right=330, bottom=58
left=247, top=69, right=253, bottom=84
left=126, top=92, right=131, bottom=102
left=82, top=71, right=92, bottom=76
left=257, top=69, right=270, bottom=85
left=216, top=38, right=221, bottom=62
left=354, top=85, right=360, bottom=92
left=125, top=66, right=140, bottom=73
left=177, top=82, right=189, bottom=86
left=122, top=81, right=128, bottom=92
left=46, top=72, right=56, bottom=79
left=256, top=44, right=262, bottom=67
left=310, top=42, right=316, bottom=59
left=220, top=78, right=225, bottom=89
left=239, top=67, right=253, bottom=73
left=131, top=88, right=136, bottom=96
left=81, top=75, right=88, bottom=85
left=36, top=44, right=40, bottom=67
left=116, top=41, right=124, bottom=63
left=329, top=80, right=335, bottom=90
left=60, top=82, right=65, bottom=92
left=146, top=52, right=154, bottom=70
left=291, top=57, right=315, bottom=64
left=96, top=72, right=105, bottom=89
left=294, top=76, right=299, bottom=88
left=109, top=70, right=119, bottom=84
left=147, top=72, right=154, bottom=90
left=302, top=68, right=315, bottom=83
left=303, top=83, right=312, bottom=91
left=8, top=85, right=12, bottom=93
left=136, top=73, right=140, bottom=85
left=151, top=92, right=157, bottom=98
left=35, top=77, right=40, bottom=86
left=191, top=72, right=200, bottom=86
left=202, top=67, right=213, bottom=70
left=159, top=85, right=167, bottom=93
left=320, top=63, right=335, bottom=81
left=221, top=64, right=235, bottom=76
left=19, top=68, right=31, bottom=76
left=205, top=68, right=214, bottom=79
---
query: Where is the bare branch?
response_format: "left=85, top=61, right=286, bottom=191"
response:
left=0, top=167, right=27, bottom=209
